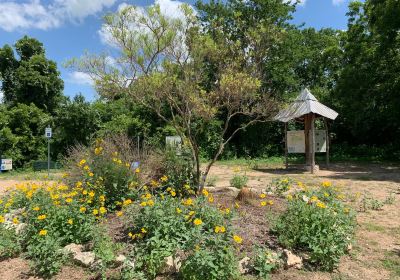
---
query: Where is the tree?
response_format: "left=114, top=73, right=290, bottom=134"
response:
left=69, top=4, right=277, bottom=189
left=0, top=36, right=64, bottom=113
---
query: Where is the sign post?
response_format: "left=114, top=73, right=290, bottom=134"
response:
left=45, top=127, right=52, bottom=177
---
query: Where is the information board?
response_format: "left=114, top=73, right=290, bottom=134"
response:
left=1, top=159, right=12, bottom=171
left=287, top=130, right=326, bottom=153
left=45, top=127, right=52, bottom=138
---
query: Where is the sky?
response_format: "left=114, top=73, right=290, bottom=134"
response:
left=0, top=0, right=354, bottom=102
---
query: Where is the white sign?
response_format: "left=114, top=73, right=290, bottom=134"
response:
left=287, top=130, right=326, bottom=154
left=1, top=159, right=12, bottom=171
left=45, top=127, right=52, bottom=138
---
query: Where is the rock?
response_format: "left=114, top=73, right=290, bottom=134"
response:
left=204, top=187, right=216, bottom=192
left=15, top=223, right=27, bottom=235
left=224, top=187, right=241, bottom=197
left=63, top=243, right=84, bottom=256
left=283, top=249, right=303, bottom=269
left=161, top=255, right=182, bottom=274
left=238, top=257, right=251, bottom=274
left=90, top=259, right=103, bottom=270
left=74, top=251, right=96, bottom=267
left=115, top=254, right=127, bottom=266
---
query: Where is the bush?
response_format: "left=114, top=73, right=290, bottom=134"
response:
left=230, top=174, right=248, bottom=189
left=0, top=227, right=21, bottom=260
left=121, top=188, right=241, bottom=279
left=64, top=134, right=140, bottom=208
left=252, top=246, right=281, bottom=279
left=273, top=182, right=356, bottom=271
left=267, top=177, right=292, bottom=196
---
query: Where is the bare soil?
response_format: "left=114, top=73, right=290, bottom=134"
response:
left=1, top=162, right=399, bottom=280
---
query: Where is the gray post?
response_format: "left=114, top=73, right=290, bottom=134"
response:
left=284, top=122, right=288, bottom=169
left=47, top=138, right=50, bottom=177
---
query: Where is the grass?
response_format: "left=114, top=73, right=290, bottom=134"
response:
left=0, top=169, right=64, bottom=181
left=362, top=222, right=386, bottom=232
left=382, top=251, right=400, bottom=279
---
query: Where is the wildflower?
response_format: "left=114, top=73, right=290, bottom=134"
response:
left=12, top=217, right=19, bottom=224
left=324, top=192, right=330, bottom=197
left=260, top=193, right=266, bottom=199
left=89, top=191, right=95, bottom=198
left=170, top=191, right=176, bottom=197
left=147, top=200, right=155, bottom=207
left=189, top=211, right=195, bottom=216
left=214, top=226, right=226, bottom=233
left=125, top=163, right=130, bottom=168
left=182, top=198, right=193, bottom=206
left=202, top=189, right=209, bottom=197
left=337, top=194, right=346, bottom=200
left=176, top=208, right=182, bottom=214
left=260, top=201, right=267, bottom=207
left=141, top=228, right=147, bottom=234
left=344, top=208, right=350, bottom=214
left=116, top=211, right=123, bottom=217
left=184, top=184, right=190, bottom=190
left=33, top=206, right=40, bottom=211
left=39, top=229, right=47, bottom=236
left=99, top=195, right=105, bottom=202
left=286, top=194, right=293, bottom=201
left=76, top=181, right=83, bottom=188
left=88, top=172, right=94, bottom=177
left=94, top=147, right=103, bottom=155
left=79, top=207, right=86, bottom=213
left=0, top=216, right=5, bottom=223
left=140, top=201, right=147, bottom=207
left=83, top=165, right=90, bottom=171
left=99, top=207, right=107, bottom=214
left=235, top=202, right=240, bottom=208
left=316, top=201, right=326, bottom=209
left=310, top=196, right=318, bottom=203
left=67, top=219, right=73, bottom=225
left=79, top=159, right=86, bottom=166
left=193, top=218, right=203, bottom=226
left=160, top=175, right=168, bottom=182
left=225, top=208, right=231, bottom=215
left=135, top=168, right=140, bottom=173
left=82, top=190, right=88, bottom=195
left=128, top=232, right=133, bottom=238
left=322, top=181, right=332, bottom=188
left=233, top=235, right=243, bottom=244
left=145, top=193, right=152, bottom=199
left=37, top=215, right=46, bottom=220
left=65, top=198, right=73, bottom=203
left=208, top=195, right=214, bottom=203
left=123, top=199, right=132, bottom=206
left=268, top=200, right=274, bottom=206
left=62, top=173, right=69, bottom=178
left=93, top=209, right=99, bottom=215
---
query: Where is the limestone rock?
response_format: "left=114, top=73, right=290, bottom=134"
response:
left=161, top=255, right=182, bottom=274
left=74, top=251, right=96, bottom=267
left=15, top=223, right=27, bottom=235
left=238, top=257, right=251, bottom=274
left=63, top=243, right=84, bottom=256
left=283, top=249, right=303, bottom=269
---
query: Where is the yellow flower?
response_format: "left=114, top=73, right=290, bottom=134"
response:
left=193, top=218, right=202, bottom=226
left=235, top=202, right=240, bottom=209
left=93, top=209, right=99, bottom=215
left=141, top=228, right=147, bottom=234
left=140, top=201, right=147, bottom=207
left=160, top=175, right=168, bottom=182
left=324, top=192, right=330, bottom=197
left=88, top=172, right=94, bottom=177
left=182, top=198, right=193, bottom=206
left=286, top=194, right=293, bottom=201
left=316, top=201, right=326, bottom=209
left=189, top=211, right=195, bottom=216
left=38, top=215, right=46, bottom=220
left=67, top=219, right=73, bottom=225
left=12, top=217, right=19, bottom=224
left=116, top=211, right=123, bottom=217
left=89, top=191, right=95, bottom=198
left=225, top=208, right=230, bottom=215
left=260, top=201, right=267, bottom=207
left=83, top=165, right=90, bottom=171
left=202, top=189, right=209, bottom=197
left=99, top=195, right=105, bottom=202
left=214, top=226, right=226, bottom=233
left=128, top=232, right=133, bottom=238
left=184, top=184, right=191, bottom=190
left=310, top=196, right=318, bottom=202
left=123, top=199, right=132, bottom=206
left=33, top=206, right=40, bottom=211
left=145, top=193, right=152, bottom=199
left=65, top=198, right=73, bottom=203
left=76, top=181, right=83, bottom=188
left=99, top=207, right=107, bottom=214
left=208, top=195, right=214, bottom=203
left=39, top=229, right=47, bottom=236
left=135, top=168, right=140, bottom=173
left=82, top=190, right=88, bottom=195
left=260, top=193, right=266, bottom=199
left=268, top=200, right=274, bottom=206
left=322, top=181, right=332, bottom=188
left=170, top=191, right=176, bottom=197
left=176, top=208, right=182, bottom=214
left=79, top=207, right=86, bottom=213
left=233, top=235, right=242, bottom=244
left=0, top=216, right=5, bottom=223
left=344, top=207, right=350, bottom=214
left=147, top=200, right=154, bottom=207
left=94, top=147, right=103, bottom=155
left=79, top=159, right=86, bottom=166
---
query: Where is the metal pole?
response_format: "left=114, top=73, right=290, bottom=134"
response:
left=47, top=138, right=50, bottom=177
left=284, top=122, right=288, bottom=169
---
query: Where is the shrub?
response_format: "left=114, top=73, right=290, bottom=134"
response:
left=0, top=227, right=21, bottom=260
left=273, top=182, right=356, bottom=271
left=268, top=177, right=292, bottom=196
left=122, top=188, right=240, bottom=279
left=230, top=174, right=248, bottom=189
left=64, top=134, right=140, bottom=208
left=252, top=246, right=281, bottom=279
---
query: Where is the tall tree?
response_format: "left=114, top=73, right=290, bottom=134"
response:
left=0, top=36, right=64, bottom=113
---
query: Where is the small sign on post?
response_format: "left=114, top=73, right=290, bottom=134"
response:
left=1, top=159, right=12, bottom=171
left=45, top=127, right=52, bottom=177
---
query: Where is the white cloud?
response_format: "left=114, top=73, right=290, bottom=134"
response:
left=332, top=0, right=345, bottom=6
left=0, top=0, right=118, bottom=32
left=68, top=71, right=94, bottom=86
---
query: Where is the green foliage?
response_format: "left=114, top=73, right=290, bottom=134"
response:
left=0, top=227, right=21, bottom=260
left=123, top=190, right=238, bottom=279
left=274, top=184, right=356, bottom=271
left=230, top=174, right=249, bottom=189
left=268, top=177, right=293, bottom=196
left=252, top=246, right=281, bottom=279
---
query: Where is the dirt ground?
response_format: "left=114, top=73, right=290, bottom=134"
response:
left=1, top=162, right=399, bottom=280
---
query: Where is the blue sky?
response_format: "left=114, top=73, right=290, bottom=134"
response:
left=0, top=0, right=354, bottom=102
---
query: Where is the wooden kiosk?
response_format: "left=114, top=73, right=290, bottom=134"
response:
left=275, top=88, right=338, bottom=174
